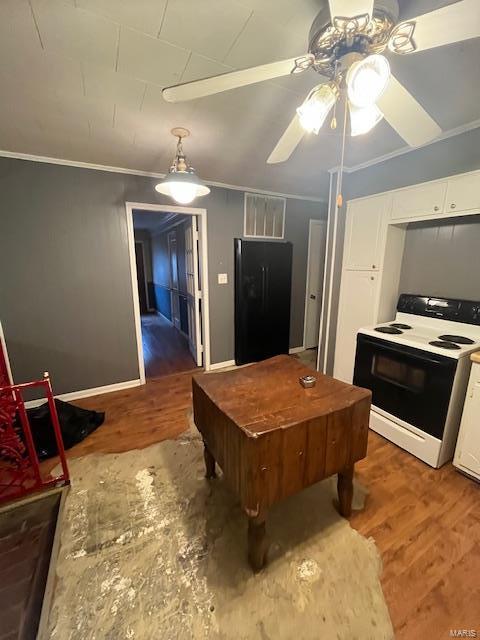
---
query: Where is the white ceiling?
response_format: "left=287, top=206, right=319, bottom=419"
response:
left=0, top=0, right=478, bottom=199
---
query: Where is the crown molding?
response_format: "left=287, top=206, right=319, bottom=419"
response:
left=0, top=150, right=326, bottom=203
left=328, top=118, right=480, bottom=175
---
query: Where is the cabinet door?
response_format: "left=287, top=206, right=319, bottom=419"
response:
left=391, top=181, right=447, bottom=220
left=445, top=173, right=480, bottom=214
left=343, top=195, right=388, bottom=271
left=455, top=366, right=480, bottom=478
left=333, top=270, right=379, bottom=383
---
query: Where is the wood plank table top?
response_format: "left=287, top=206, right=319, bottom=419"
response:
left=192, top=355, right=372, bottom=570
left=194, top=354, right=371, bottom=436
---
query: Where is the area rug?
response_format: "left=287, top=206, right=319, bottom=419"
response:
left=47, top=426, right=393, bottom=639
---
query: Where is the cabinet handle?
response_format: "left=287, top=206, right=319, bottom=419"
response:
left=370, top=276, right=375, bottom=281
left=372, top=264, right=376, bottom=269
left=434, top=206, right=439, bottom=211
left=450, top=203, right=456, bottom=209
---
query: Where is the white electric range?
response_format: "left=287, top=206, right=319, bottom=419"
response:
left=353, top=294, right=480, bottom=468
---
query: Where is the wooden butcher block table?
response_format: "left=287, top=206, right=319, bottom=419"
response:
left=192, top=355, right=371, bottom=571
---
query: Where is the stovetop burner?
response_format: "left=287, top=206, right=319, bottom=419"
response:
left=375, top=326, right=403, bottom=335
left=429, top=340, right=461, bottom=350
left=390, top=323, right=412, bottom=330
left=438, top=334, right=475, bottom=345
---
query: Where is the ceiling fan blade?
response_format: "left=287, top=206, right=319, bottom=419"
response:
left=376, top=75, right=441, bottom=147
left=163, top=56, right=311, bottom=103
left=389, top=0, right=480, bottom=54
left=328, top=0, right=374, bottom=23
left=267, top=114, right=305, bottom=164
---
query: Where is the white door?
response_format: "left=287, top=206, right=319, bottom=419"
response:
left=333, top=270, right=379, bottom=383
left=304, top=220, right=327, bottom=349
left=343, top=195, right=388, bottom=271
left=185, top=217, right=203, bottom=366
left=168, top=231, right=180, bottom=329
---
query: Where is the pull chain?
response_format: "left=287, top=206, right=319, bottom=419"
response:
left=336, top=92, right=348, bottom=208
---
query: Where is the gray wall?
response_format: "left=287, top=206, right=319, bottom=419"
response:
left=399, top=216, right=480, bottom=301
left=0, top=157, right=326, bottom=394
left=323, top=127, right=480, bottom=374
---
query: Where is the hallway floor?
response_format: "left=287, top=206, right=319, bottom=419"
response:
left=141, top=313, right=197, bottom=379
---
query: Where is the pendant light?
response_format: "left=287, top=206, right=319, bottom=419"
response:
left=155, top=128, right=210, bottom=205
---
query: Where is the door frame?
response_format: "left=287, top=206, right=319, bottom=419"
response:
left=125, top=202, right=211, bottom=384
left=302, top=218, right=328, bottom=354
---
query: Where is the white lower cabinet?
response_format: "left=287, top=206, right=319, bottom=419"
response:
left=333, top=270, right=379, bottom=383
left=454, top=361, right=480, bottom=482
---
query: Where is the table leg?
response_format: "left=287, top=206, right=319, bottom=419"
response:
left=203, top=441, right=217, bottom=479
left=248, top=514, right=268, bottom=572
left=337, top=465, right=354, bottom=518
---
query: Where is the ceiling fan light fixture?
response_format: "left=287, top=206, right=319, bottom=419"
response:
left=155, top=128, right=210, bottom=205
left=346, top=54, right=390, bottom=108
left=296, top=82, right=339, bottom=134
left=349, top=102, right=384, bottom=136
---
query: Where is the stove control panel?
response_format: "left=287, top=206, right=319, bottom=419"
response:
left=397, top=294, right=480, bottom=325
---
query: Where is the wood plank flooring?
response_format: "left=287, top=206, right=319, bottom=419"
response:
left=141, top=313, right=197, bottom=379
left=43, top=369, right=479, bottom=638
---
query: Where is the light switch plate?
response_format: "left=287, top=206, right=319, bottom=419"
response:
left=217, top=273, right=228, bottom=285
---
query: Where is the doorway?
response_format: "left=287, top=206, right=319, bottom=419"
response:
left=126, top=203, right=211, bottom=383
left=301, top=219, right=328, bottom=370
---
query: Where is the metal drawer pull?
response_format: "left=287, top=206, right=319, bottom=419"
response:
left=434, top=206, right=439, bottom=211
left=450, top=203, right=456, bottom=209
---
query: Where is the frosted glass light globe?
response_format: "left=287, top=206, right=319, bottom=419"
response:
left=167, top=181, right=198, bottom=204
left=347, top=55, right=390, bottom=108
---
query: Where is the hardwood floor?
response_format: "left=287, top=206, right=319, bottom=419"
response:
left=141, top=313, right=197, bottom=379
left=44, top=369, right=479, bottom=638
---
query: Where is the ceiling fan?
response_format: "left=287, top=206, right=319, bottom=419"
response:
left=162, top=0, right=480, bottom=164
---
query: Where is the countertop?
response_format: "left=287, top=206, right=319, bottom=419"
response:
left=471, top=351, right=480, bottom=364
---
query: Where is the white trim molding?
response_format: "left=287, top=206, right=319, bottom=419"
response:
left=289, top=346, right=305, bottom=354
left=329, top=118, right=480, bottom=175
left=0, top=150, right=326, bottom=203
left=25, top=378, right=142, bottom=408
left=209, top=359, right=236, bottom=371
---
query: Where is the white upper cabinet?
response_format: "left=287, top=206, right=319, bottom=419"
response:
left=334, top=270, right=379, bottom=383
left=391, top=181, right=447, bottom=220
left=445, top=173, right=480, bottom=215
left=343, top=194, right=389, bottom=271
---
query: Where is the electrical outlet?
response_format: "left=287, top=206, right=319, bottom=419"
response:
left=217, top=273, right=228, bottom=285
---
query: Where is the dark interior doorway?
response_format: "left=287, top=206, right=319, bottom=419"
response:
left=133, top=210, right=200, bottom=380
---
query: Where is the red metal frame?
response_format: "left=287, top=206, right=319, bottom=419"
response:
left=0, top=374, right=70, bottom=504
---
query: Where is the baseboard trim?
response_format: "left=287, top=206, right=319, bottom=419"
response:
left=209, top=359, right=236, bottom=371
left=25, top=378, right=142, bottom=408
left=289, top=346, right=305, bottom=354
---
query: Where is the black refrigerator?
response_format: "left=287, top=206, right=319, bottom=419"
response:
left=234, top=238, right=293, bottom=366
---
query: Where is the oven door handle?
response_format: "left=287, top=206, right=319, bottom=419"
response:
left=357, top=335, right=456, bottom=367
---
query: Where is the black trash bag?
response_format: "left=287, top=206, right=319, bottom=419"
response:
left=26, top=399, right=105, bottom=460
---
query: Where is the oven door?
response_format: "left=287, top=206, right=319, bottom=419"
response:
left=353, top=334, right=457, bottom=439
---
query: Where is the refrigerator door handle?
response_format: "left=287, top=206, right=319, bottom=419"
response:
left=261, top=265, right=266, bottom=314
left=265, top=265, right=269, bottom=311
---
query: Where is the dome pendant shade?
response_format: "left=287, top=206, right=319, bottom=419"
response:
left=155, top=129, right=210, bottom=204
left=155, top=169, right=210, bottom=205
